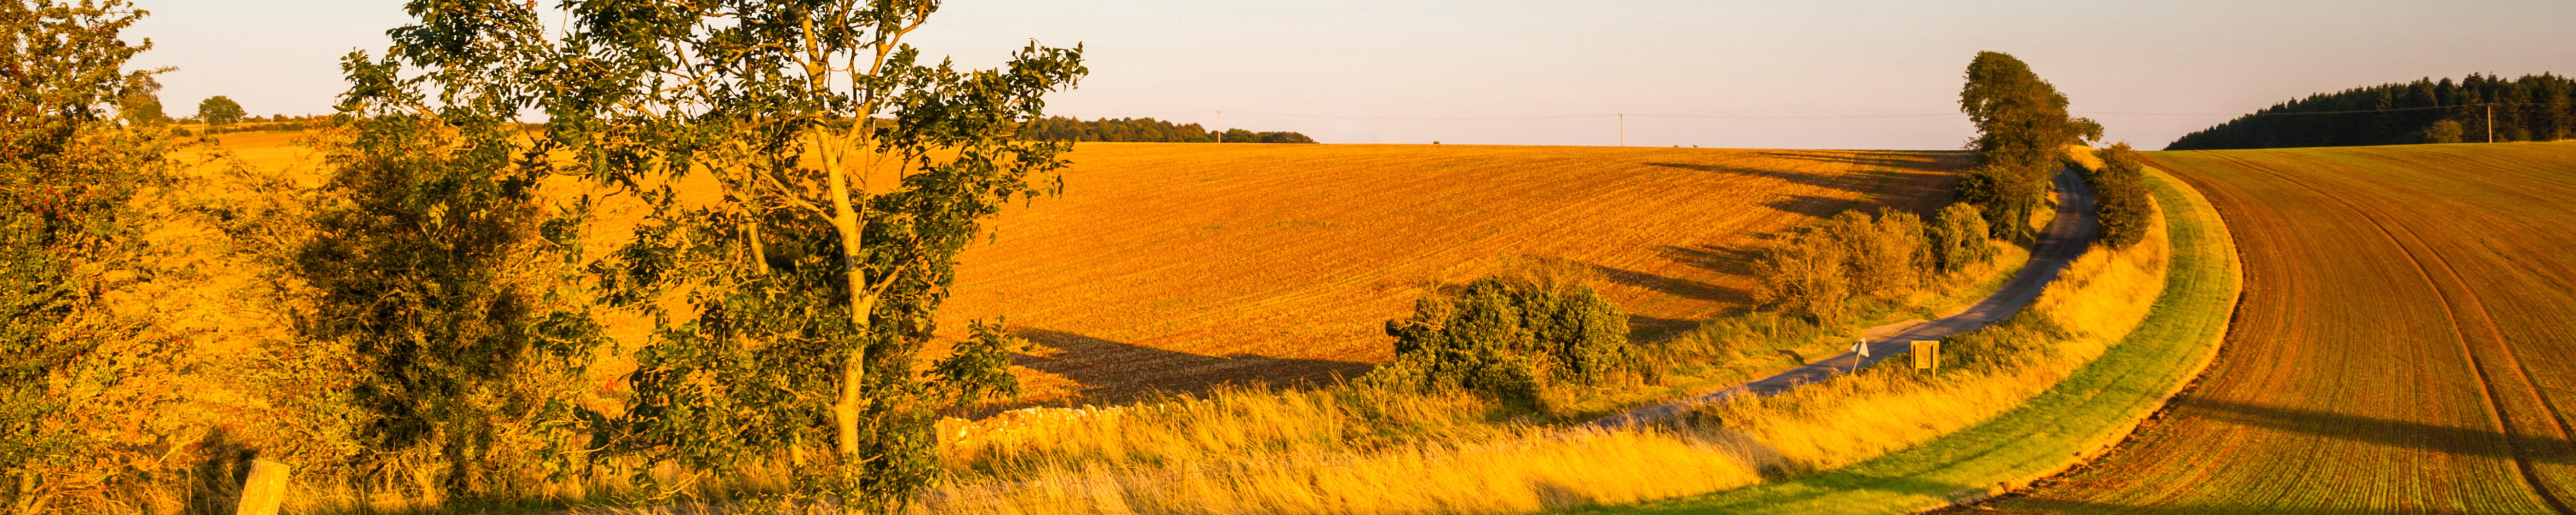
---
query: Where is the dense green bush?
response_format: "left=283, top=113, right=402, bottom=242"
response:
left=2086, top=143, right=2156, bottom=249
left=1930, top=203, right=1997, bottom=274
left=1369, top=277, right=1632, bottom=400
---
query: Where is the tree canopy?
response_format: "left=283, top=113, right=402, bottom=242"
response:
left=195, top=95, right=242, bottom=130
left=1956, top=51, right=2098, bottom=241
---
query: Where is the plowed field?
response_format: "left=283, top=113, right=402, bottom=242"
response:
left=1997, top=142, right=2576, bottom=513
left=939, top=143, right=1964, bottom=403
left=173, top=134, right=1969, bottom=404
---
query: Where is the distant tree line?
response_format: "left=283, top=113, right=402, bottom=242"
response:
left=1017, top=116, right=1317, bottom=143
left=2167, top=73, right=2576, bottom=149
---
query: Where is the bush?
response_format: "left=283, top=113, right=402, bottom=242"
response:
left=1929, top=203, right=1997, bottom=273
left=1753, top=229, right=1854, bottom=325
left=1822, top=210, right=1929, bottom=298
left=2087, top=143, right=2156, bottom=249
left=1369, top=277, right=1632, bottom=400
left=1757, top=208, right=1954, bottom=325
left=1955, top=165, right=2046, bottom=241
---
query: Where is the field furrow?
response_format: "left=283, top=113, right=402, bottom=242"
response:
left=1998, top=142, right=2576, bottom=513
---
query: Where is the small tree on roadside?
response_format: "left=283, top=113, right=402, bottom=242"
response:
left=195, top=95, right=242, bottom=133
left=2087, top=143, right=2156, bottom=249
left=1929, top=203, right=1997, bottom=274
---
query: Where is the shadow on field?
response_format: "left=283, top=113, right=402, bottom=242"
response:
left=1646, top=161, right=1869, bottom=194
left=1753, top=150, right=1965, bottom=215
left=1000, top=328, right=1373, bottom=410
left=1752, top=149, right=1931, bottom=169
left=1574, top=261, right=1750, bottom=305
left=1760, top=194, right=1854, bottom=219
left=2185, top=398, right=2576, bottom=464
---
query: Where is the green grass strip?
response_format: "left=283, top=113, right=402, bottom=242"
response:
left=1573, top=166, right=2243, bottom=514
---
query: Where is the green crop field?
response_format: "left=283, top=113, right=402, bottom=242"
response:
left=1998, top=141, right=2576, bottom=512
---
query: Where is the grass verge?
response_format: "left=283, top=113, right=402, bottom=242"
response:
left=1572, top=164, right=2240, bottom=514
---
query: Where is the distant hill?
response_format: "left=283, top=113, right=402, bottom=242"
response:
left=1018, top=116, right=1317, bottom=143
left=2166, top=73, right=2575, bottom=150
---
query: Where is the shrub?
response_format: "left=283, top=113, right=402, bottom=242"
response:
left=1822, top=209, right=1929, bottom=298
left=1757, top=208, right=1947, bottom=325
left=1929, top=203, right=1997, bottom=273
left=2088, top=143, right=2156, bottom=249
left=1370, top=277, right=1632, bottom=400
left=1753, top=230, right=1854, bottom=325
left=1955, top=165, right=2046, bottom=241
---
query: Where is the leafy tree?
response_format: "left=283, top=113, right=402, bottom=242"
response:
left=116, top=68, right=168, bottom=125
left=1, top=0, right=162, bottom=511
left=1958, top=51, right=2096, bottom=240
left=195, top=95, right=243, bottom=132
left=2086, top=143, right=2156, bottom=249
left=355, top=0, right=1087, bottom=508
left=292, top=6, right=603, bottom=499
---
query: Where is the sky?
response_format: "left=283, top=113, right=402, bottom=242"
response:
left=129, top=0, right=2576, bottom=149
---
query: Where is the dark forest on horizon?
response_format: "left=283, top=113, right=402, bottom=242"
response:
left=2168, top=73, right=2575, bottom=150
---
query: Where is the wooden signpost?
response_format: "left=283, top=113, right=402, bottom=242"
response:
left=235, top=460, right=290, bottom=515
left=1912, top=340, right=1941, bottom=370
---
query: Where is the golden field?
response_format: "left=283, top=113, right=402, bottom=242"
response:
left=178, top=133, right=1969, bottom=406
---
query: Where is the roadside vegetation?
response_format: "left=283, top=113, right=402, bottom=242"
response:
left=1588, top=152, right=2239, bottom=515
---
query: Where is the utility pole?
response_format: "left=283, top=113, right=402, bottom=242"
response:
left=1618, top=113, right=1625, bottom=147
left=2486, top=104, right=2494, bottom=143
left=1217, top=110, right=1224, bottom=143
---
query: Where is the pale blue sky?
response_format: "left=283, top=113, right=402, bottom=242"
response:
left=131, top=1, right=2576, bottom=149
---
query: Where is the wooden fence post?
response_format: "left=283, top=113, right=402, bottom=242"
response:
left=234, top=460, right=290, bottom=515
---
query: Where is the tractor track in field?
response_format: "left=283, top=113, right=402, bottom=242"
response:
left=2211, top=151, right=2576, bottom=514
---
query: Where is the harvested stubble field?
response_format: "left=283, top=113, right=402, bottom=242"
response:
left=172, top=134, right=1968, bottom=407
left=865, top=142, right=1967, bottom=404
left=1997, top=142, right=2576, bottom=513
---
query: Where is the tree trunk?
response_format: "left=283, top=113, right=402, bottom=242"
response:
left=823, top=130, right=872, bottom=459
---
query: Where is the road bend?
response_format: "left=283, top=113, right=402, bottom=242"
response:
left=1590, top=167, right=2101, bottom=429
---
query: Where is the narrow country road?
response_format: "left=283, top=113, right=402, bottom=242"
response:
left=1592, top=167, right=2100, bottom=428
